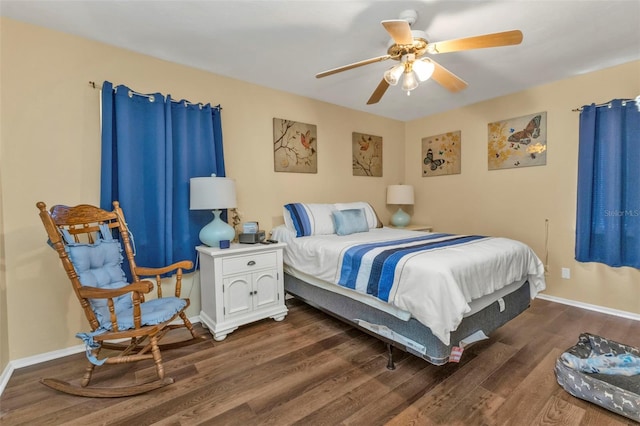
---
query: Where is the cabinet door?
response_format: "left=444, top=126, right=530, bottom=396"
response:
left=223, top=275, right=252, bottom=317
left=253, top=269, right=279, bottom=310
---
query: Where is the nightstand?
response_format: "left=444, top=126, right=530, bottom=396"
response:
left=388, top=224, right=433, bottom=232
left=196, top=242, right=288, bottom=341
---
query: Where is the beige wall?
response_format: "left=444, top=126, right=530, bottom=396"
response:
left=406, top=60, right=640, bottom=314
left=0, top=18, right=404, bottom=361
left=0, top=17, right=638, bottom=366
left=0, top=130, right=8, bottom=374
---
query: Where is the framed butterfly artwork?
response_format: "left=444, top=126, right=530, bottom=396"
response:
left=488, top=112, right=547, bottom=170
left=421, top=131, right=461, bottom=177
left=273, top=118, right=317, bottom=173
left=352, top=132, right=382, bottom=177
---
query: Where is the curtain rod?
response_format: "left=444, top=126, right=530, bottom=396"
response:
left=88, top=81, right=222, bottom=110
left=572, top=96, right=640, bottom=112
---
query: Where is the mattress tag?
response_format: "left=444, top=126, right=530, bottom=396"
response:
left=498, top=297, right=506, bottom=312
left=449, top=346, right=464, bottom=363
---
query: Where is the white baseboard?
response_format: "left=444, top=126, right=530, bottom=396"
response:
left=0, top=363, right=15, bottom=397
left=536, top=294, right=640, bottom=321
left=0, top=344, right=86, bottom=396
left=0, top=316, right=201, bottom=396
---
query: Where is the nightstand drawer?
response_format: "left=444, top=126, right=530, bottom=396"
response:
left=222, top=251, right=277, bottom=276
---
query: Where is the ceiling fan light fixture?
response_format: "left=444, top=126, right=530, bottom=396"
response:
left=315, top=11, right=522, bottom=105
left=401, top=70, right=419, bottom=94
left=384, top=63, right=404, bottom=86
left=413, top=58, right=435, bottom=82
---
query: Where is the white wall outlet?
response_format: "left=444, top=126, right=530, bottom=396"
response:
left=561, top=268, right=571, bottom=279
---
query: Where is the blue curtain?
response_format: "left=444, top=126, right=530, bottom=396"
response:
left=575, top=99, right=640, bottom=268
left=100, top=81, right=225, bottom=272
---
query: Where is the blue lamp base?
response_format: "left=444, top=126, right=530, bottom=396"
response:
left=199, top=210, right=236, bottom=247
left=391, top=207, right=411, bottom=227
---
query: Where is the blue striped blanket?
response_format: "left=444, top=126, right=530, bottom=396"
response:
left=272, top=225, right=547, bottom=345
left=338, top=233, right=486, bottom=302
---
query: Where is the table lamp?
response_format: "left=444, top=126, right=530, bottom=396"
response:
left=190, top=175, right=237, bottom=247
left=387, top=184, right=414, bottom=227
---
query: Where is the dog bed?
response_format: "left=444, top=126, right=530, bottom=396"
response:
left=555, top=333, right=640, bottom=422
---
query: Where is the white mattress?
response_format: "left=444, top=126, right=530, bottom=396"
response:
left=272, top=225, right=546, bottom=345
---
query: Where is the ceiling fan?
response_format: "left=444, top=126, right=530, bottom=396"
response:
left=315, top=9, right=523, bottom=105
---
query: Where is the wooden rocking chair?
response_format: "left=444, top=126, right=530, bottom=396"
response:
left=36, top=201, right=205, bottom=397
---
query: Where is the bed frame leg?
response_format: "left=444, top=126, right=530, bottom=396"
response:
left=386, top=343, right=396, bottom=370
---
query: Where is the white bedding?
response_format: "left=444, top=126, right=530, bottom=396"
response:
left=272, top=225, right=546, bottom=345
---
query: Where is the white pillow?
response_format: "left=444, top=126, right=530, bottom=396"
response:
left=283, top=206, right=295, bottom=231
left=283, top=203, right=337, bottom=237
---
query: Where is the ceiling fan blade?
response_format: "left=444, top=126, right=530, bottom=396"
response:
left=367, top=79, right=390, bottom=105
left=316, top=55, right=392, bottom=78
left=430, top=60, right=468, bottom=93
left=427, top=30, right=523, bottom=54
left=382, top=20, right=414, bottom=45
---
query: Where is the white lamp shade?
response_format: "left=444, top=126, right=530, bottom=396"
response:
left=383, top=64, right=404, bottom=86
left=190, top=176, right=237, bottom=247
left=401, top=71, right=419, bottom=92
left=387, top=185, right=414, bottom=205
left=190, top=176, right=237, bottom=210
left=413, top=59, right=435, bottom=82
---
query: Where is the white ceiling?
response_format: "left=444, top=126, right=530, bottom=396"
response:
left=2, top=1, right=639, bottom=121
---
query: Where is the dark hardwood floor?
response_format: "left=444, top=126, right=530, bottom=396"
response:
left=1, top=297, right=639, bottom=425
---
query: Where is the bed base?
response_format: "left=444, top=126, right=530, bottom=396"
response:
left=284, top=273, right=531, bottom=367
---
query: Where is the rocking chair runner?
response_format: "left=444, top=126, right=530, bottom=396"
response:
left=36, top=201, right=205, bottom=397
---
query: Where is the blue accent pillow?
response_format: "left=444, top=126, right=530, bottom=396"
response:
left=334, top=202, right=383, bottom=229
left=332, top=208, right=369, bottom=236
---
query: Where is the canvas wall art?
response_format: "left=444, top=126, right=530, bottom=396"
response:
left=488, top=112, right=547, bottom=170
left=421, top=131, right=461, bottom=177
left=352, top=132, right=382, bottom=177
left=273, top=118, right=317, bottom=173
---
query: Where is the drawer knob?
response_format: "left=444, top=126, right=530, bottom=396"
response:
left=247, top=260, right=256, bottom=266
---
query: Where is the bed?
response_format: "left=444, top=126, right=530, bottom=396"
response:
left=272, top=202, right=546, bottom=367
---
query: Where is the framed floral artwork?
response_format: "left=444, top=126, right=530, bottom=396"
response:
left=273, top=118, right=317, bottom=173
left=352, top=132, right=382, bottom=177
left=488, top=112, right=547, bottom=170
left=421, top=131, right=461, bottom=177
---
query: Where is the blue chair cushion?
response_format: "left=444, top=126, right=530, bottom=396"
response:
left=67, top=238, right=187, bottom=330
left=64, top=223, right=188, bottom=331
left=111, top=297, right=187, bottom=331
left=66, top=238, right=132, bottom=326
